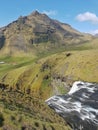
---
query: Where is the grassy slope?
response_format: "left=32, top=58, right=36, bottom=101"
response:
left=53, top=49, right=98, bottom=82
left=0, top=56, right=72, bottom=130
left=0, top=38, right=98, bottom=130
left=0, top=39, right=98, bottom=97
left=0, top=90, right=71, bottom=130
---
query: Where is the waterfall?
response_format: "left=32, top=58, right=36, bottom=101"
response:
left=46, top=81, right=98, bottom=130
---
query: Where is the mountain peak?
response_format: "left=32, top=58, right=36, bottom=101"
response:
left=30, top=10, right=40, bottom=16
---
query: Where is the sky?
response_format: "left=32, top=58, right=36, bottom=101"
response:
left=0, top=0, right=98, bottom=34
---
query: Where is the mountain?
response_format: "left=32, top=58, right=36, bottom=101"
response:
left=0, top=10, right=92, bottom=56
left=94, top=33, right=98, bottom=37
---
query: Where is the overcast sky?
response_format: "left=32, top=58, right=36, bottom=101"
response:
left=0, top=0, right=98, bottom=34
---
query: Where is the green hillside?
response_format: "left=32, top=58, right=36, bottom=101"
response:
left=0, top=40, right=97, bottom=129
left=0, top=38, right=98, bottom=98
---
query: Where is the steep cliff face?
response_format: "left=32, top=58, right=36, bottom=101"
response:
left=0, top=11, right=92, bottom=56
left=0, top=28, right=5, bottom=49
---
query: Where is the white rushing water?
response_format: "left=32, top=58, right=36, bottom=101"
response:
left=46, top=81, right=98, bottom=130
left=68, top=81, right=94, bottom=95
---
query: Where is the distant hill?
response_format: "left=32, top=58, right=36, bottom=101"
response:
left=0, top=11, right=92, bottom=56
left=94, top=33, right=98, bottom=37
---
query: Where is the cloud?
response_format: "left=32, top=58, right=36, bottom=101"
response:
left=42, top=10, right=57, bottom=16
left=76, top=12, right=98, bottom=24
